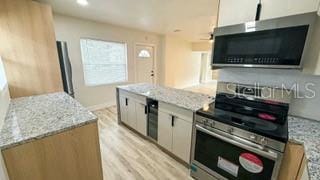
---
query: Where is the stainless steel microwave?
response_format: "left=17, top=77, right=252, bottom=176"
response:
left=212, top=12, right=318, bottom=69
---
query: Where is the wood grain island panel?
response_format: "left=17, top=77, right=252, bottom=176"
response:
left=2, top=122, right=103, bottom=180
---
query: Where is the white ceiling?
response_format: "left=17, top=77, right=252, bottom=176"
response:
left=39, top=0, right=219, bottom=42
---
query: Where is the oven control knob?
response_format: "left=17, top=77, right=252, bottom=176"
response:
left=228, top=128, right=234, bottom=134
left=210, top=121, right=215, bottom=127
left=249, top=135, right=257, bottom=141
left=197, top=119, right=203, bottom=124
left=202, top=119, right=208, bottom=124
left=260, top=137, right=268, bottom=146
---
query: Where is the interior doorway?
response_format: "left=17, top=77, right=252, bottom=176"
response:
left=200, top=53, right=218, bottom=83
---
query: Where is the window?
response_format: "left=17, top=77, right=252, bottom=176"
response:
left=80, top=39, right=128, bottom=86
left=138, top=49, right=151, bottom=58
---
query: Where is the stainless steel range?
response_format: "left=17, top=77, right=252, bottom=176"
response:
left=190, top=82, right=292, bottom=180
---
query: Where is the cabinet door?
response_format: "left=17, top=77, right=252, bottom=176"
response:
left=278, top=142, right=305, bottom=180
left=218, top=0, right=258, bottom=27
left=0, top=0, right=63, bottom=98
left=260, top=0, right=319, bottom=20
left=136, top=103, right=147, bottom=136
left=172, top=117, right=193, bottom=163
left=119, top=96, right=128, bottom=125
left=158, top=111, right=173, bottom=151
left=218, top=0, right=320, bottom=27
left=127, top=98, right=137, bottom=129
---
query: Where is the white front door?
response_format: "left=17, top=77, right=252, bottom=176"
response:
left=135, top=45, right=155, bottom=84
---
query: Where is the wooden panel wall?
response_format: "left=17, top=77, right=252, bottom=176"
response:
left=0, top=0, right=63, bottom=98
left=2, top=122, right=103, bottom=180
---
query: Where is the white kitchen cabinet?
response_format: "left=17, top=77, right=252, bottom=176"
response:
left=118, top=90, right=194, bottom=164
left=172, top=117, right=193, bottom=163
left=119, top=90, right=147, bottom=133
left=218, top=0, right=260, bottom=27
left=158, top=108, right=193, bottom=163
left=127, top=98, right=137, bottom=129
left=158, top=111, right=173, bottom=151
left=119, top=96, right=129, bottom=125
left=135, top=102, right=147, bottom=136
left=260, top=0, right=319, bottom=20
left=218, top=0, right=320, bottom=27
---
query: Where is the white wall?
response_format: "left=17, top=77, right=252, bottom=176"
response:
left=53, top=14, right=163, bottom=108
left=219, top=68, right=320, bottom=121
left=163, top=35, right=202, bottom=88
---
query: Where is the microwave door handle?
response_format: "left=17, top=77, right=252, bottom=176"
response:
left=195, top=125, right=278, bottom=160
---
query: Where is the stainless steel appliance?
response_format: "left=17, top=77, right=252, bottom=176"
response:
left=57, top=41, right=74, bottom=97
left=191, top=82, right=292, bottom=180
left=147, top=98, right=158, bottom=141
left=212, top=12, right=318, bottom=69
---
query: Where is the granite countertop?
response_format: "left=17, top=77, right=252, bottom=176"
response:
left=117, top=83, right=213, bottom=111
left=0, top=92, right=97, bottom=150
left=288, top=116, right=320, bottom=180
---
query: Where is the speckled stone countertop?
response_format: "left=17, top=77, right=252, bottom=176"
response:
left=288, top=116, right=320, bottom=180
left=0, top=92, right=97, bottom=150
left=117, top=83, right=213, bottom=112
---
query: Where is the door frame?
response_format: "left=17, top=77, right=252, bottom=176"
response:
left=134, top=43, right=157, bottom=84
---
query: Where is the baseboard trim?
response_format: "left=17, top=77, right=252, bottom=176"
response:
left=87, top=101, right=116, bottom=111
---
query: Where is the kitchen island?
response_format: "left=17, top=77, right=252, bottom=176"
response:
left=0, top=92, right=103, bottom=180
left=117, top=83, right=213, bottom=164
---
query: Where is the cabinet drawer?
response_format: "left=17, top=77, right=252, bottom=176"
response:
left=119, top=89, right=146, bottom=105
left=159, top=102, right=193, bottom=123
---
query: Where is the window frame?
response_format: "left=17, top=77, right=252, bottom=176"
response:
left=80, top=38, right=129, bottom=87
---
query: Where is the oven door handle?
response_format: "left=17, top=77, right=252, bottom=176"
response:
left=196, top=125, right=278, bottom=160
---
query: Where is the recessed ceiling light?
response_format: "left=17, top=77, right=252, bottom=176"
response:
left=77, top=0, right=88, bottom=6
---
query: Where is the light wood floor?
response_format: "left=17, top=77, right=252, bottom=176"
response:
left=94, top=106, right=193, bottom=180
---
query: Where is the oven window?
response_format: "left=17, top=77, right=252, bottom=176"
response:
left=213, top=25, right=309, bottom=65
left=194, top=130, right=275, bottom=180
